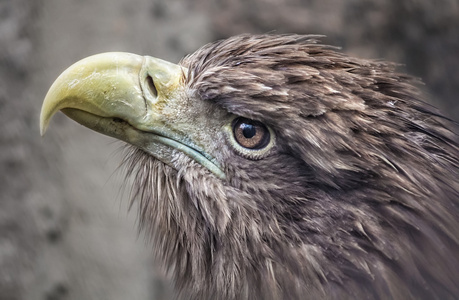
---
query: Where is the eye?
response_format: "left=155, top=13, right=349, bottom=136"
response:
left=233, top=117, right=270, bottom=149
left=225, top=116, right=275, bottom=160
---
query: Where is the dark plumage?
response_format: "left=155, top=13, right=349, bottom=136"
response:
left=42, top=34, right=459, bottom=300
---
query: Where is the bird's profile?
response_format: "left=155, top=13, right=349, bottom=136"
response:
left=40, top=34, right=459, bottom=300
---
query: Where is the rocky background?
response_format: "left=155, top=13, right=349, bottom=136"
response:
left=1, top=0, right=458, bottom=299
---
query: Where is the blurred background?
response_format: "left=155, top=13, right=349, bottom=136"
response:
left=0, top=0, right=458, bottom=299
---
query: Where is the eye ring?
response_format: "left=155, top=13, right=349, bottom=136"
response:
left=225, top=116, right=276, bottom=160
left=232, top=117, right=270, bottom=149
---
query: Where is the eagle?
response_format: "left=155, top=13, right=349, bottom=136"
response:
left=40, top=34, right=459, bottom=300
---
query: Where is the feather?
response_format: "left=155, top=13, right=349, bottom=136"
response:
left=99, top=34, right=459, bottom=299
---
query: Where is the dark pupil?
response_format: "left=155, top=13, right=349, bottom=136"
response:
left=242, top=123, right=256, bottom=138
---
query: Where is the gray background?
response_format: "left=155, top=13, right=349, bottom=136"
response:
left=1, top=0, right=458, bottom=299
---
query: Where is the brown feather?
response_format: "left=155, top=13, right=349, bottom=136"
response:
left=126, top=34, right=458, bottom=299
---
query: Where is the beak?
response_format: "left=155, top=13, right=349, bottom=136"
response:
left=40, top=52, right=183, bottom=135
left=40, top=52, right=225, bottom=179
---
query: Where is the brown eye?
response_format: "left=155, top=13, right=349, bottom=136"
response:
left=232, top=117, right=270, bottom=149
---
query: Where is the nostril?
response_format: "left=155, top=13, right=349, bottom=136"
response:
left=146, top=75, right=158, bottom=98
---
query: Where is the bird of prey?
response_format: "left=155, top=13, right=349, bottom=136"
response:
left=40, top=34, right=459, bottom=300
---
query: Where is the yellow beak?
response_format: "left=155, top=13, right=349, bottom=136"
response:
left=40, top=52, right=225, bottom=179
left=40, top=52, right=183, bottom=135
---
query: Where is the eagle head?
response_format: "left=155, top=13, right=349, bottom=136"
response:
left=41, top=34, right=459, bottom=299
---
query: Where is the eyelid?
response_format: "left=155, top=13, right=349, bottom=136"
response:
left=225, top=116, right=276, bottom=160
left=233, top=119, right=270, bottom=149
